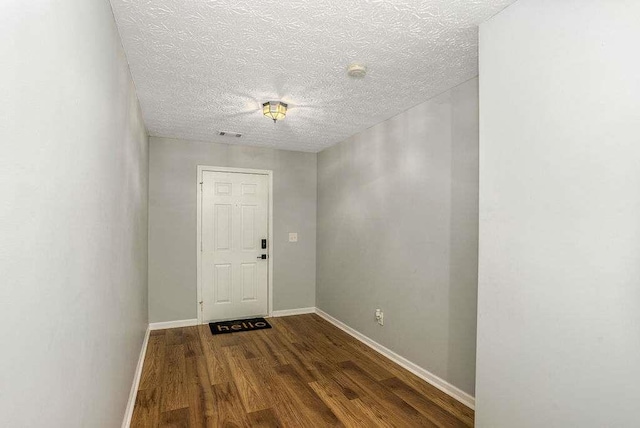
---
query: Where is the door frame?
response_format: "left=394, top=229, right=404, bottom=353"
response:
left=196, top=165, right=274, bottom=324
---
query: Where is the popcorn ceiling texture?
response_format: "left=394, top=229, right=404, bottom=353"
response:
left=110, top=0, right=514, bottom=152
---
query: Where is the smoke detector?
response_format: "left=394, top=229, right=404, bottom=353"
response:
left=347, top=63, right=367, bottom=78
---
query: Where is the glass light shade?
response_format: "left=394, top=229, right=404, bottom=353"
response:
left=262, top=101, right=287, bottom=122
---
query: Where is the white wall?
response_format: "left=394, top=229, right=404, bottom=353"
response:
left=148, top=137, right=317, bottom=322
left=317, top=78, right=479, bottom=395
left=476, top=1, right=640, bottom=426
left=0, top=1, right=148, bottom=426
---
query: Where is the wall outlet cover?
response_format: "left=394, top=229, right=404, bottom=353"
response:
left=289, top=232, right=298, bottom=242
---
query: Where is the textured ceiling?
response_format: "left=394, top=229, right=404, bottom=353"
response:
left=110, top=0, right=515, bottom=152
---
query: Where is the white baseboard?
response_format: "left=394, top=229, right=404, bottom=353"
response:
left=270, top=307, right=316, bottom=317
left=314, top=308, right=475, bottom=409
left=122, top=326, right=150, bottom=428
left=149, top=318, right=198, bottom=330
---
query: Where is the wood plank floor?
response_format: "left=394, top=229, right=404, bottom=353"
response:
left=131, top=314, right=474, bottom=427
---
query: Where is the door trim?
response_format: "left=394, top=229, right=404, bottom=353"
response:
left=196, top=165, right=274, bottom=324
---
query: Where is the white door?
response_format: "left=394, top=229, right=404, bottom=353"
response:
left=201, top=171, right=269, bottom=321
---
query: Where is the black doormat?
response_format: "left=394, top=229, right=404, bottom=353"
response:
left=209, top=317, right=272, bottom=335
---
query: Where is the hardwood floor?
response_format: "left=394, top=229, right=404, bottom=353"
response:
left=131, top=314, right=474, bottom=427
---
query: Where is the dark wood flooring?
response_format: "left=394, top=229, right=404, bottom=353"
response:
left=131, top=313, right=474, bottom=427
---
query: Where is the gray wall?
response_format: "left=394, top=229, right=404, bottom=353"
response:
left=148, top=137, right=317, bottom=322
left=317, top=78, right=479, bottom=395
left=0, top=0, right=148, bottom=426
left=476, top=1, right=640, bottom=427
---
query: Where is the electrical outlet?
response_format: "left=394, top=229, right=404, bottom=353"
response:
left=375, top=308, right=384, bottom=326
left=288, top=232, right=298, bottom=242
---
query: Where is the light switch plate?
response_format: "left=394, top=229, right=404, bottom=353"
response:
left=288, top=232, right=298, bottom=242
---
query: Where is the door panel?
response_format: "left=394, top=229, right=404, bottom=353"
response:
left=241, top=205, right=256, bottom=250
left=214, top=264, right=232, bottom=303
left=214, top=204, right=232, bottom=251
left=241, top=263, right=257, bottom=301
left=201, top=171, right=269, bottom=321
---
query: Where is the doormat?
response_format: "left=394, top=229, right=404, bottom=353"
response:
left=209, top=317, right=272, bottom=335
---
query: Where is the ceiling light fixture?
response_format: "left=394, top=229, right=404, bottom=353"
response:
left=262, top=101, right=288, bottom=123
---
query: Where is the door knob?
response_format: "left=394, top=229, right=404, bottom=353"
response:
left=257, top=254, right=268, bottom=259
